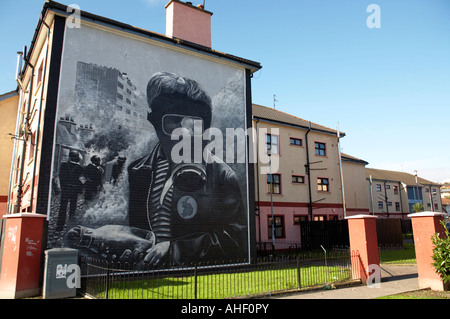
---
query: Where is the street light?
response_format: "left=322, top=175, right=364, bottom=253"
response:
left=268, top=145, right=275, bottom=254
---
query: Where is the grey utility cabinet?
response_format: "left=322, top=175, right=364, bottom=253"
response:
left=43, top=248, right=79, bottom=299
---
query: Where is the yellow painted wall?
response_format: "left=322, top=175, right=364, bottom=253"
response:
left=0, top=92, right=19, bottom=213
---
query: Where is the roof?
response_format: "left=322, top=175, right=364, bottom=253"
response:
left=23, top=1, right=261, bottom=76
left=252, top=104, right=345, bottom=137
left=341, top=153, right=369, bottom=165
left=366, top=167, right=441, bottom=187
left=0, top=90, right=19, bottom=102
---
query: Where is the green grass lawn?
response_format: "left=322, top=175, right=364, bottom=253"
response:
left=100, top=264, right=352, bottom=299
left=84, top=245, right=418, bottom=299
left=379, top=244, right=416, bottom=264
left=377, top=289, right=450, bottom=299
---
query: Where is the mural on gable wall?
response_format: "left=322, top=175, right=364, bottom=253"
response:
left=46, top=23, right=251, bottom=266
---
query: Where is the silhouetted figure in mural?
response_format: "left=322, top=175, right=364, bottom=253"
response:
left=111, top=156, right=126, bottom=185
left=83, top=155, right=104, bottom=200
left=66, top=72, right=247, bottom=265
left=56, top=150, right=84, bottom=232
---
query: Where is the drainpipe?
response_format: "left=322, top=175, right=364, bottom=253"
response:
left=29, top=22, right=51, bottom=213
left=305, top=122, right=312, bottom=221
left=336, top=122, right=346, bottom=218
left=384, top=180, right=389, bottom=218
left=6, top=51, right=25, bottom=215
left=399, top=181, right=404, bottom=219
left=15, top=50, right=35, bottom=213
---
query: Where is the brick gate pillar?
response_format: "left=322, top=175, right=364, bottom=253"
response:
left=0, top=213, right=47, bottom=298
left=408, top=211, right=449, bottom=291
left=346, top=215, right=379, bottom=283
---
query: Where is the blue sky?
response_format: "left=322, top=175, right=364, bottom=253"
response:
left=1, top=0, right=449, bottom=183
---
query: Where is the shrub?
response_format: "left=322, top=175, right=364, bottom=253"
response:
left=412, top=203, right=424, bottom=213
left=431, top=220, right=450, bottom=283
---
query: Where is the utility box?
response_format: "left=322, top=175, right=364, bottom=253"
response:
left=43, top=248, right=79, bottom=299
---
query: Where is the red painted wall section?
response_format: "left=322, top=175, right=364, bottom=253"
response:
left=408, top=212, right=448, bottom=291
left=346, top=215, right=379, bottom=283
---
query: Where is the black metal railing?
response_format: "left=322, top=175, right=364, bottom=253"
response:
left=79, top=251, right=361, bottom=299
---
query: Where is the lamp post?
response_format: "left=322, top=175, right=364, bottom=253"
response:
left=268, top=145, right=275, bottom=253
left=414, top=170, right=420, bottom=206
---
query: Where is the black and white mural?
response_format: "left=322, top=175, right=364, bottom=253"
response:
left=47, top=23, right=251, bottom=266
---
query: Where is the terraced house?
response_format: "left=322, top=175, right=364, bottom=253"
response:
left=366, top=168, right=443, bottom=217
left=252, top=104, right=348, bottom=250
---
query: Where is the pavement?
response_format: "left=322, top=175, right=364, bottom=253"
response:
left=275, top=264, right=420, bottom=299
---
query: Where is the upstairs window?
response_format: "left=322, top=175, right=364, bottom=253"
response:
left=266, top=134, right=279, bottom=155
left=267, top=174, right=281, bottom=194
left=317, top=177, right=329, bottom=192
left=292, top=175, right=305, bottom=184
left=315, top=142, right=326, bottom=156
left=289, top=137, right=302, bottom=146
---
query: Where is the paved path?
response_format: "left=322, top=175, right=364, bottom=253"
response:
left=276, top=264, right=419, bottom=299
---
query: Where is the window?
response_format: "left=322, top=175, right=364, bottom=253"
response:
left=293, top=215, right=308, bottom=224
left=395, top=202, right=400, bottom=211
left=313, top=216, right=326, bottom=221
left=376, top=184, right=382, bottom=192
left=268, top=216, right=284, bottom=238
left=289, top=137, right=302, bottom=146
left=118, top=82, right=124, bottom=89
left=292, top=175, right=305, bottom=184
left=407, top=186, right=423, bottom=201
left=393, top=186, right=398, bottom=195
left=387, top=202, right=392, bottom=206
left=37, top=62, right=43, bottom=87
left=267, top=174, right=281, bottom=194
left=385, top=185, right=390, bottom=189
left=28, top=132, right=36, bottom=160
left=434, top=203, right=439, bottom=210
left=315, top=142, right=326, bottom=156
left=378, top=201, right=383, bottom=209
left=266, top=134, right=279, bottom=154
left=317, top=177, right=329, bottom=192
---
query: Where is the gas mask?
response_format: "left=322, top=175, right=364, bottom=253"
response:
left=160, top=114, right=208, bottom=204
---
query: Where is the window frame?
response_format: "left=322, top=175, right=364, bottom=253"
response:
left=317, top=177, right=330, bottom=192
left=268, top=215, right=285, bottom=239
left=266, top=133, right=280, bottom=155
left=289, top=137, right=303, bottom=147
left=291, top=174, right=305, bottom=184
left=267, top=173, right=282, bottom=194
left=314, top=141, right=326, bottom=156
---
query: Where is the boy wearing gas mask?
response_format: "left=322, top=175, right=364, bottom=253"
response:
left=126, top=72, right=248, bottom=265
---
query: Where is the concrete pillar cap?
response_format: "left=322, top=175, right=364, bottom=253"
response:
left=407, top=211, right=447, bottom=218
left=345, top=214, right=378, bottom=219
left=2, top=213, right=47, bottom=219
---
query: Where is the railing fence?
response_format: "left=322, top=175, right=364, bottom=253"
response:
left=79, top=251, right=361, bottom=299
